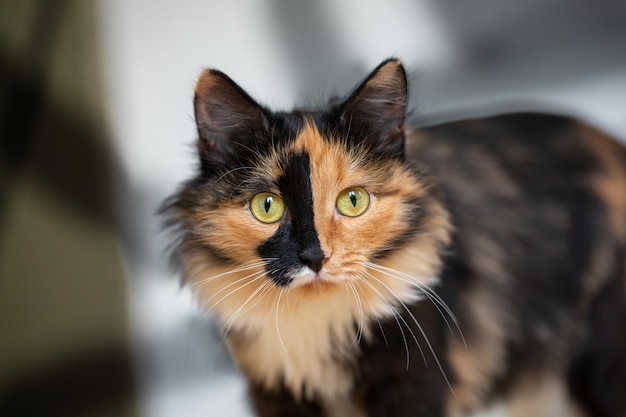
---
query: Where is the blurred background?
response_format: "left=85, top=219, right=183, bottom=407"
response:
left=1, top=1, right=625, bottom=416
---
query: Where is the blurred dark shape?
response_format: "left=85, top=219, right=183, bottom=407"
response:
left=0, top=1, right=113, bottom=227
left=0, top=1, right=61, bottom=182
left=0, top=347, right=135, bottom=417
left=0, top=1, right=136, bottom=416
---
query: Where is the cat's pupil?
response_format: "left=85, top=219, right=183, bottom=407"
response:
left=349, top=191, right=357, bottom=207
left=264, top=197, right=272, bottom=213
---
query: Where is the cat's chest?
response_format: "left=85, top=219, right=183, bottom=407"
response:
left=217, top=255, right=437, bottom=404
left=226, top=289, right=362, bottom=402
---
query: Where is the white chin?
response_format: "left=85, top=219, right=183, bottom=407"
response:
left=289, top=267, right=337, bottom=287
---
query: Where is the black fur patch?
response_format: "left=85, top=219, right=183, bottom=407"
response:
left=257, top=152, right=324, bottom=285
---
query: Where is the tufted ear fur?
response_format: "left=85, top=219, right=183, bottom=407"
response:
left=339, top=59, right=408, bottom=158
left=194, top=69, right=269, bottom=172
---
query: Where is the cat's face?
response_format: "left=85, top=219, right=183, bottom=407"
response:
left=166, top=60, right=451, bottom=330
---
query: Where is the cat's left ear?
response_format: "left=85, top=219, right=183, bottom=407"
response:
left=339, top=59, right=408, bottom=158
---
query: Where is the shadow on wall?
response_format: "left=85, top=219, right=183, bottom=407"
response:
left=0, top=1, right=135, bottom=416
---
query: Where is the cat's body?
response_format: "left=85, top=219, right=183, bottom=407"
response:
left=164, top=60, right=626, bottom=417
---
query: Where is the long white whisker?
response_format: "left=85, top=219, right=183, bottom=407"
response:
left=223, top=275, right=271, bottom=332
left=275, top=288, right=288, bottom=353
left=205, top=270, right=267, bottom=313
left=351, top=276, right=389, bottom=349
left=192, top=260, right=272, bottom=288
left=285, top=282, right=294, bottom=320
left=244, top=279, right=275, bottom=314
left=347, top=281, right=364, bottom=346
left=362, top=262, right=454, bottom=322
left=354, top=274, right=414, bottom=370
left=203, top=269, right=265, bottom=304
left=363, top=262, right=466, bottom=347
left=210, top=166, right=256, bottom=189
left=360, top=271, right=427, bottom=367
left=365, top=263, right=453, bottom=332
left=262, top=270, right=280, bottom=329
left=363, top=269, right=455, bottom=394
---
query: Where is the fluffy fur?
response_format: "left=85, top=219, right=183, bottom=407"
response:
left=164, top=59, right=626, bottom=417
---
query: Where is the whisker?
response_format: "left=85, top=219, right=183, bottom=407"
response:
left=191, top=260, right=271, bottom=288
left=362, top=270, right=455, bottom=394
left=203, top=269, right=266, bottom=304
left=204, top=270, right=267, bottom=313
left=275, top=288, right=288, bottom=353
left=360, top=271, right=427, bottom=367
left=197, top=271, right=265, bottom=324
left=210, top=166, right=256, bottom=189
left=350, top=275, right=389, bottom=349
left=347, top=281, right=364, bottom=346
left=376, top=266, right=465, bottom=347
left=196, top=258, right=275, bottom=304
left=354, top=274, right=414, bottom=370
left=262, top=270, right=280, bottom=329
left=228, top=178, right=253, bottom=200
left=243, top=279, right=275, bottom=314
left=362, top=262, right=466, bottom=347
left=285, top=283, right=294, bottom=321
left=223, top=275, right=271, bottom=332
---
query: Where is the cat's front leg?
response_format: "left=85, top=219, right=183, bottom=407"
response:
left=249, top=381, right=324, bottom=417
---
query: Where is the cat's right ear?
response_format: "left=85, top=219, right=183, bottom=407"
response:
left=194, top=70, right=269, bottom=170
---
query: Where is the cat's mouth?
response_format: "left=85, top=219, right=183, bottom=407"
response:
left=289, top=266, right=336, bottom=288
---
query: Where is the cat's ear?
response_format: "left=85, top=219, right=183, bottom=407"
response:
left=340, top=59, right=408, bottom=158
left=194, top=69, right=268, bottom=169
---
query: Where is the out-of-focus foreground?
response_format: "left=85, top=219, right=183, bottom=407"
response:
left=0, top=1, right=135, bottom=416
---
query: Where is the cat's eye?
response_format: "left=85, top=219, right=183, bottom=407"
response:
left=336, top=187, right=370, bottom=217
left=249, top=192, right=285, bottom=224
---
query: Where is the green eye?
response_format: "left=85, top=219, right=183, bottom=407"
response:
left=250, top=192, right=285, bottom=223
left=336, top=187, right=370, bottom=217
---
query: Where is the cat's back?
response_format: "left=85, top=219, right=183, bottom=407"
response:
left=406, top=114, right=626, bottom=415
left=409, top=113, right=626, bottom=239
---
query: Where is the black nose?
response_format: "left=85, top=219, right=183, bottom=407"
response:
left=299, top=245, right=325, bottom=273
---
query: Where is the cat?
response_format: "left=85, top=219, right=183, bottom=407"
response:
left=163, top=59, right=626, bottom=417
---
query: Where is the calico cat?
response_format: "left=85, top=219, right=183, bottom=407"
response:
left=163, top=59, right=626, bottom=417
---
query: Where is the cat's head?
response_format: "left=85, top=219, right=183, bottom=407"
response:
left=165, top=60, right=452, bottom=331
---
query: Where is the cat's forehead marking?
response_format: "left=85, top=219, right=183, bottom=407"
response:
left=289, top=120, right=355, bottom=178
left=299, top=124, right=332, bottom=252
left=287, top=121, right=359, bottom=254
left=290, top=120, right=334, bottom=157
